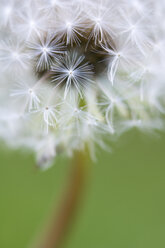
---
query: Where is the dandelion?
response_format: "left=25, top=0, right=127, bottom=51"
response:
left=0, top=0, right=164, bottom=167
left=1, top=1, right=165, bottom=247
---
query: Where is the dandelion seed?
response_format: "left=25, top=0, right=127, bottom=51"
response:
left=10, top=80, right=41, bottom=112
left=86, top=1, right=116, bottom=44
left=28, top=35, right=65, bottom=71
left=0, top=40, right=29, bottom=73
left=14, top=2, right=47, bottom=40
left=51, top=7, right=86, bottom=45
left=34, top=105, right=59, bottom=134
left=51, top=52, right=94, bottom=98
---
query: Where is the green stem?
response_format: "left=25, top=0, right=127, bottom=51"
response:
left=35, top=150, right=88, bottom=248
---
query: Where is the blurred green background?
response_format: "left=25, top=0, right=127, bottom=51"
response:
left=0, top=130, right=165, bottom=248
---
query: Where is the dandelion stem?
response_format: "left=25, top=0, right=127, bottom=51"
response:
left=36, top=150, right=88, bottom=248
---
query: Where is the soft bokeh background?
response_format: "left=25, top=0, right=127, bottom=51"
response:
left=0, top=130, right=165, bottom=248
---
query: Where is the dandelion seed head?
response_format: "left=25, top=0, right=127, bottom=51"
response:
left=0, top=0, right=165, bottom=168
